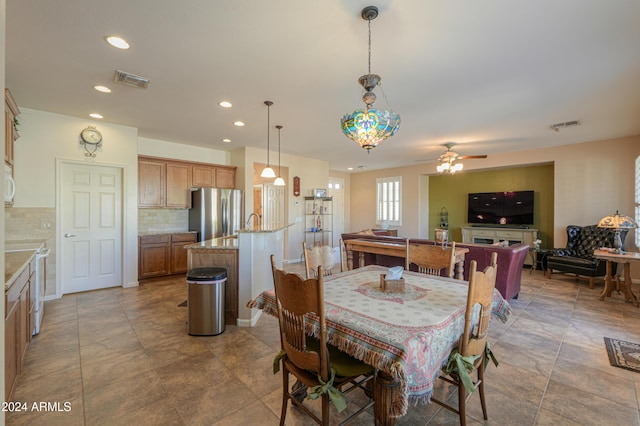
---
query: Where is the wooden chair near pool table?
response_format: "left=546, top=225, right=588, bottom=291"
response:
left=406, top=240, right=457, bottom=278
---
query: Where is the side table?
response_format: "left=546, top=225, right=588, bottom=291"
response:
left=533, top=249, right=553, bottom=274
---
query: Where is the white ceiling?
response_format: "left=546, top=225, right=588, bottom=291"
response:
left=6, top=0, right=640, bottom=172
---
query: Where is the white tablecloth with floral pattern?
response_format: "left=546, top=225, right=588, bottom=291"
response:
left=248, top=265, right=511, bottom=417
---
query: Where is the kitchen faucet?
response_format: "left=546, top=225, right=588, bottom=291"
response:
left=247, top=213, right=261, bottom=229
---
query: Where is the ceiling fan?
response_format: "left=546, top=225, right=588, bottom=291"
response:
left=420, top=142, right=488, bottom=174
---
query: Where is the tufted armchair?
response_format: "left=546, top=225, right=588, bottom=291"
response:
left=546, top=224, right=628, bottom=288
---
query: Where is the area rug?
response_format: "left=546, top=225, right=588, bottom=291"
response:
left=604, top=337, right=640, bottom=373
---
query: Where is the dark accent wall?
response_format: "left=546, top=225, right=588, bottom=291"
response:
left=428, top=163, right=554, bottom=249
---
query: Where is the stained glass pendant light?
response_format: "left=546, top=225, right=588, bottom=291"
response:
left=260, top=101, right=276, bottom=178
left=341, top=6, right=400, bottom=153
left=274, top=125, right=286, bottom=186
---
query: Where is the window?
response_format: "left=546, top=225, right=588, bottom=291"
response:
left=635, top=156, right=640, bottom=247
left=376, top=176, right=402, bottom=226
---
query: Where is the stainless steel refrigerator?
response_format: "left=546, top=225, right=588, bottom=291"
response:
left=189, top=188, right=244, bottom=241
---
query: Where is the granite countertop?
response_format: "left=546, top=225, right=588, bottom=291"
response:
left=138, top=230, right=198, bottom=237
left=5, top=250, right=37, bottom=291
left=236, top=223, right=294, bottom=233
left=185, top=236, right=238, bottom=250
left=5, top=240, right=47, bottom=291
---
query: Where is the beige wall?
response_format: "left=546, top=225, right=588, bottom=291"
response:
left=350, top=165, right=425, bottom=237
left=138, top=137, right=230, bottom=164
left=12, top=108, right=140, bottom=291
left=349, top=135, right=640, bottom=278
left=236, top=146, right=331, bottom=263
left=330, top=170, right=351, bottom=234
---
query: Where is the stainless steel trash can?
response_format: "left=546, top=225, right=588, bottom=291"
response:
left=186, top=267, right=227, bottom=336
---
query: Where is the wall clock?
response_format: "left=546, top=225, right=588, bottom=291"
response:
left=80, top=125, right=103, bottom=157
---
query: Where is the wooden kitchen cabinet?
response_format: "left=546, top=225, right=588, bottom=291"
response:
left=138, top=158, right=165, bottom=207
left=215, top=166, right=236, bottom=189
left=5, top=89, right=20, bottom=207
left=5, top=304, right=18, bottom=399
left=138, top=234, right=171, bottom=279
left=139, top=156, right=237, bottom=208
left=5, top=264, right=30, bottom=400
left=191, top=164, right=236, bottom=189
left=5, top=88, right=20, bottom=168
left=192, top=164, right=216, bottom=187
left=170, top=233, right=197, bottom=274
left=139, top=157, right=191, bottom=209
left=139, top=233, right=197, bottom=279
left=166, top=162, right=192, bottom=208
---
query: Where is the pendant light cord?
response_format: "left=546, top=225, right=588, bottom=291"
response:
left=266, top=104, right=271, bottom=166
left=367, top=19, right=372, bottom=75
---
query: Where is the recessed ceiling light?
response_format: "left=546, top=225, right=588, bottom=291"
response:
left=222, top=138, right=231, bottom=143
left=219, top=101, right=232, bottom=108
left=347, top=167, right=354, bottom=170
left=94, top=85, right=111, bottom=93
left=233, top=121, right=245, bottom=127
left=105, top=35, right=130, bottom=49
left=89, top=113, right=103, bottom=119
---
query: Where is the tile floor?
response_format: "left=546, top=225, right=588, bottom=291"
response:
left=5, top=264, right=640, bottom=425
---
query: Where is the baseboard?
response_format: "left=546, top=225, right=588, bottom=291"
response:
left=237, top=310, right=262, bottom=327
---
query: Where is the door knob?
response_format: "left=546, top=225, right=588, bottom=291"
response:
left=64, top=233, right=76, bottom=238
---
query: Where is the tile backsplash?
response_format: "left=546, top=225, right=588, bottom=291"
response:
left=138, top=208, right=189, bottom=234
left=4, top=207, right=190, bottom=298
left=5, top=207, right=57, bottom=297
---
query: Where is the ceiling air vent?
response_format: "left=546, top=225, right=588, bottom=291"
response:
left=113, top=70, right=150, bottom=89
left=550, top=120, right=581, bottom=132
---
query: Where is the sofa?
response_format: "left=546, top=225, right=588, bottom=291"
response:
left=545, top=224, right=628, bottom=288
left=341, top=232, right=529, bottom=300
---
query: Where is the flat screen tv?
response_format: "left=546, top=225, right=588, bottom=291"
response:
left=467, top=191, right=534, bottom=225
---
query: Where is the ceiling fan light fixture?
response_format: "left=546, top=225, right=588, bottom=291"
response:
left=340, top=5, right=400, bottom=153
left=436, top=142, right=466, bottom=175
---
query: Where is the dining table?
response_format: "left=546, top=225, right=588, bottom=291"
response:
left=247, top=264, right=512, bottom=425
left=344, top=238, right=470, bottom=280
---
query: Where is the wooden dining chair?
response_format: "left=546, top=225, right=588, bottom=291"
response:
left=303, top=240, right=344, bottom=279
left=270, top=255, right=375, bottom=426
left=406, top=240, right=457, bottom=278
left=431, top=252, right=498, bottom=426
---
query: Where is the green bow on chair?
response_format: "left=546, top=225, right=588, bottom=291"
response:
left=308, top=368, right=347, bottom=413
left=273, top=349, right=286, bottom=374
left=442, top=343, right=499, bottom=393
left=272, top=351, right=348, bottom=413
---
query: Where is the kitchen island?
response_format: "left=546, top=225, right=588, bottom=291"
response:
left=185, top=223, right=291, bottom=327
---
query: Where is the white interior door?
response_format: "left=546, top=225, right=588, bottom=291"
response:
left=263, top=183, right=285, bottom=228
left=60, top=162, right=122, bottom=294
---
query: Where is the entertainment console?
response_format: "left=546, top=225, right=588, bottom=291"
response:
left=461, top=226, right=538, bottom=266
